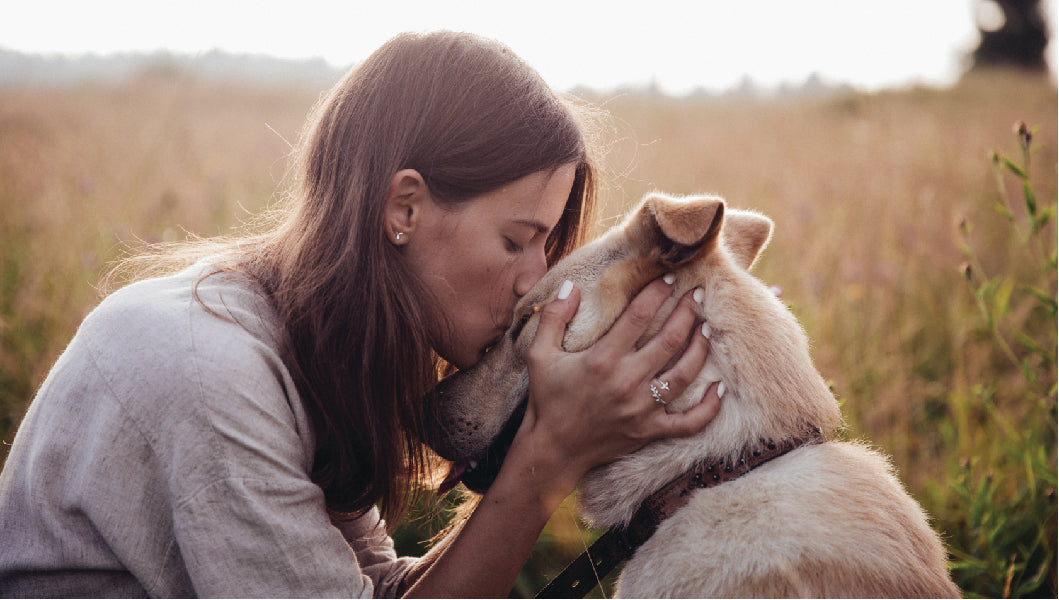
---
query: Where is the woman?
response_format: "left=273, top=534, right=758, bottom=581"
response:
left=0, top=31, right=720, bottom=597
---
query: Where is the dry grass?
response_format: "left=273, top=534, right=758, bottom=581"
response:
left=583, top=72, right=1056, bottom=484
left=0, top=73, right=317, bottom=434
left=0, top=68, right=1055, bottom=597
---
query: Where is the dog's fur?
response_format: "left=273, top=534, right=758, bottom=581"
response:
left=429, top=193, right=959, bottom=597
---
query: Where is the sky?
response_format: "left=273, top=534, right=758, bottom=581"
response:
left=3, top=0, right=1057, bottom=94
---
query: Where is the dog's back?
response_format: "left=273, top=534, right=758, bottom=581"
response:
left=618, top=441, right=958, bottom=597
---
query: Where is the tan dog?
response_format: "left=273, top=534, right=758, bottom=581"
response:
left=429, top=192, right=959, bottom=597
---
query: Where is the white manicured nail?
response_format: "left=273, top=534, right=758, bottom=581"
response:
left=701, top=322, right=711, bottom=338
left=693, top=287, right=704, bottom=303
left=717, top=382, right=726, bottom=398
left=557, top=280, right=574, bottom=300
left=663, top=273, right=676, bottom=285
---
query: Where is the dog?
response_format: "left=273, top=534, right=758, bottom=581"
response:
left=428, top=192, right=960, bottom=597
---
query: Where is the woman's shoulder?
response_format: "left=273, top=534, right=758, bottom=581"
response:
left=85, top=261, right=275, bottom=350
left=76, top=261, right=288, bottom=401
left=71, top=260, right=314, bottom=476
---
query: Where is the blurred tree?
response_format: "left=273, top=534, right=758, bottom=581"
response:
left=972, top=0, right=1050, bottom=70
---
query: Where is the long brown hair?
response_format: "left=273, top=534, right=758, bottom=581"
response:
left=112, top=31, right=600, bottom=522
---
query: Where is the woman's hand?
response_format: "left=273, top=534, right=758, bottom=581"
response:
left=405, top=277, right=720, bottom=598
left=514, top=275, right=723, bottom=500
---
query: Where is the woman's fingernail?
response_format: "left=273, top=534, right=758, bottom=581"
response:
left=663, top=273, right=676, bottom=285
left=701, top=321, right=712, bottom=338
left=557, top=280, right=574, bottom=300
left=693, top=287, right=704, bottom=303
left=717, top=382, right=726, bottom=399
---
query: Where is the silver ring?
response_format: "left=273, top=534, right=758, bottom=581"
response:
left=650, top=379, right=670, bottom=404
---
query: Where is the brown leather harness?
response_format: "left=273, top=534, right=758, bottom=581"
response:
left=535, top=426, right=826, bottom=598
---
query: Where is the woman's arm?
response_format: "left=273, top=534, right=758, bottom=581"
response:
left=403, top=278, right=721, bottom=597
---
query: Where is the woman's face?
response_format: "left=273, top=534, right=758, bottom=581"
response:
left=405, top=164, right=577, bottom=369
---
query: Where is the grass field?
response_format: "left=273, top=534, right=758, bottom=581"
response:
left=1, top=67, right=1055, bottom=597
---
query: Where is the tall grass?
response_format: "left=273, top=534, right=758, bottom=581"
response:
left=943, top=121, right=1056, bottom=598
left=0, top=68, right=1055, bottom=597
left=0, top=73, right=315, bottom=448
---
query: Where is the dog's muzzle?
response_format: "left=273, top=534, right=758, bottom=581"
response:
left=437, top=400, right=527, bottom=495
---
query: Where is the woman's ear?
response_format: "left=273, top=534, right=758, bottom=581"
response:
left=384, top=169, right=429, bottom=245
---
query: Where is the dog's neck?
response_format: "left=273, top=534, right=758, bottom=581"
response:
left=625, top=425, right=827, bottom=541
left=577, top=266, right=842, bottom=529
left=538, top=426, right=827, bottom=598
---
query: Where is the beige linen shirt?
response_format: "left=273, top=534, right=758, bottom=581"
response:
left=0, top=262, right=414, bottom=597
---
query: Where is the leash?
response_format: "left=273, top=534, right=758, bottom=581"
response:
left=534, top=426, right=826, bottom=598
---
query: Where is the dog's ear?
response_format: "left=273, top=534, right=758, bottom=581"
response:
left=638, top=193, right=725, bottom=266
left=724, top=210, right=774, bottom=270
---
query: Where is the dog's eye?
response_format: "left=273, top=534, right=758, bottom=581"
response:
left=509, top=305, right=540, bottom=342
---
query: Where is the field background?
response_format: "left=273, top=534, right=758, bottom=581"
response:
left=1, top=68, right=1055, bottom=597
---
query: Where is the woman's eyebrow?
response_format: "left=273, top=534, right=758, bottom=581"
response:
left=512, top=219, right=550, bottom=234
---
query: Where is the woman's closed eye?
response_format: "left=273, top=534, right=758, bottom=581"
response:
left=504, top=237, right=525, bottom=254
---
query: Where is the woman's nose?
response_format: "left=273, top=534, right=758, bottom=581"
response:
left=514, top=249, right=549, bottom=297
